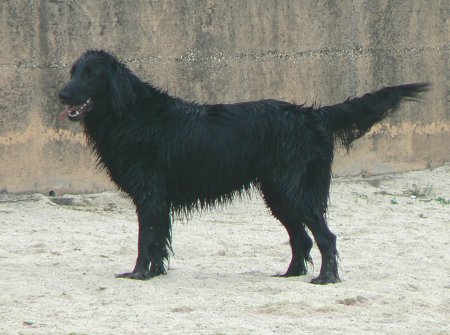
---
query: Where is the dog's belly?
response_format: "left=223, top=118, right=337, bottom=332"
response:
left=166, top=160, right=257, bottom=208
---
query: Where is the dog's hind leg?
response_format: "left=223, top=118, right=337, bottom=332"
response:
left=276, top=199, right=340, bottom=284
left=297, top=167, right=340, bottom=284
left=280, top=222, right=313, bottom=277
left=303, top=212, right=340, bottom=284
left=260, top=183, right=313, bottom=277
left=262, top=161, right=340, bottom=284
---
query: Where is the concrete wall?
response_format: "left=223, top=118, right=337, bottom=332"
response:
left=0, top=0, right=449, bottom=193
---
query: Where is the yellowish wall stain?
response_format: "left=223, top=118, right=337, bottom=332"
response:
left=371, top=121, right=450, bottom=137
left=0, top=115, right=85, bottom=147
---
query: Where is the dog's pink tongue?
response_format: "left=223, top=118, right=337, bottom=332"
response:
left=59, top=107, right=73, bottom=121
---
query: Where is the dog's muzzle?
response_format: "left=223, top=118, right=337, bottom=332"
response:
left=59, top=98, right=92, bottom=122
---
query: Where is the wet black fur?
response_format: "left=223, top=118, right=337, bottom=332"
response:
left=59, top=50, right=429, bottom=283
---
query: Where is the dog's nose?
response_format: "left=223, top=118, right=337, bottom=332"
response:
left=58, top=90, right=70, bottom=103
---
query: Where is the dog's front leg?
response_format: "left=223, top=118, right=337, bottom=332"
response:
left=116, top=190, right=171, bottom=280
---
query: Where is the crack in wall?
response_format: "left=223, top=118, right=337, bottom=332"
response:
left=1, top=44, right=449, bottom=69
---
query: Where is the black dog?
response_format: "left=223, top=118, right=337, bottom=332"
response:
left=59, top=50, right=429, bottom=284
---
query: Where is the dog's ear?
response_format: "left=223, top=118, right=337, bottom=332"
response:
left=109, top=60, right=136, bottom=120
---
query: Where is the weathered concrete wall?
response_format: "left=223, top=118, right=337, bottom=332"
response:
left=0, top=0, right=449, bottom=193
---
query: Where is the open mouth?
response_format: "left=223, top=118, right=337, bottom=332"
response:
left=59, top=98, right=93, bottom=122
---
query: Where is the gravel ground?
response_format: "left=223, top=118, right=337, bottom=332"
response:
left=0, top=165, right=449, bottom=334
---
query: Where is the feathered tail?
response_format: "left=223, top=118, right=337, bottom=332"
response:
left=318, top=83, right=431, bottom=151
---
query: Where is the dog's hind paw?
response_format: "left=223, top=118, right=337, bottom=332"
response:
left=273, top=259, right=310, bottom=277
left=310, top=275, right=341, bottom=285
left=273, top=269, right=308, bottom=278
left=115, top=270, right=152, bottom=280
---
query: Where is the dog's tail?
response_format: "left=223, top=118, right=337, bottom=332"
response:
left=318, top=83, right=430, bottom=151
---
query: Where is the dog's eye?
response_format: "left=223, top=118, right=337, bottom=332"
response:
left=84, top=68, right=93, bottom=79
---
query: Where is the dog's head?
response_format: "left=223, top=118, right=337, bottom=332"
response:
left=59, top=50, right=135, bottom=122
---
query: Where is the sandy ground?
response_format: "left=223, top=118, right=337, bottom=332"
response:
left=0, top=165, right=449, bottom=335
